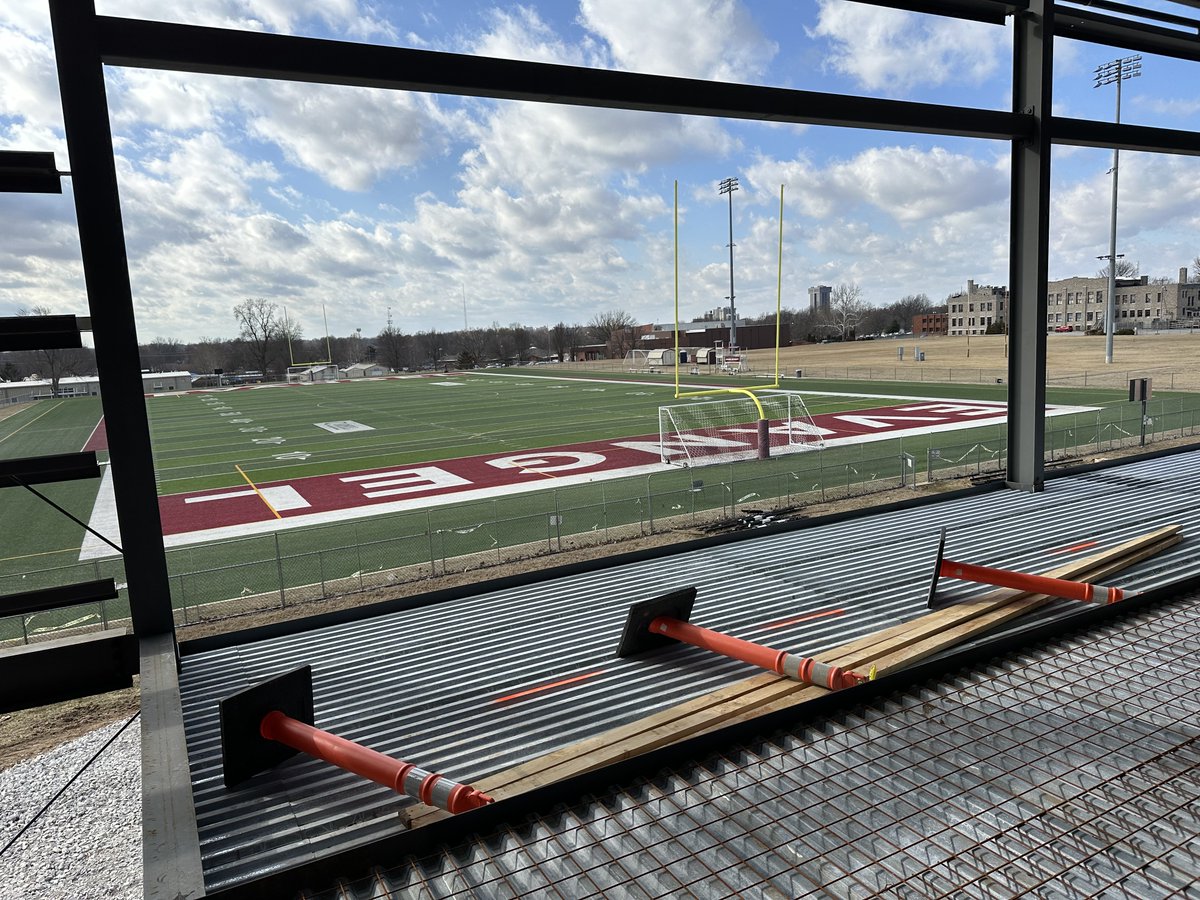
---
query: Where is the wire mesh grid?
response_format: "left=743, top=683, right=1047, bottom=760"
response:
left=322, top=595, right=1200, bottom=900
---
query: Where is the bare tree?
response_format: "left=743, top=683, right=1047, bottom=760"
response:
left=17, top=306, right=92, bottom=396
left=588, top=309, right=635, bottom=358
left=1192, top=255, right=1200, bottom=281
left=566, top=324, right=584, bottom=362
left=233, top=298, right=280, bottom=375
left=551, top=322, right=570, bottom=361
left=187, top=337, right=233, bottom=375
left=415, top=330, right=444, bottom=369
left=829, top=284, right=867, bottom=341
left=1096, top=258, right=1139, bottom=279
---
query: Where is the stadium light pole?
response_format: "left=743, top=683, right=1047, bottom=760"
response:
left=1095, top=54, right=1141, bottom=364
left=719, top=177, right=738, bottom=349
left=1097, top=253, right=1124, bottom=336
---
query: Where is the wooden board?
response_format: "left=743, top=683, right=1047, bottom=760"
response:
left=410, top=525, right=1180, bottom=829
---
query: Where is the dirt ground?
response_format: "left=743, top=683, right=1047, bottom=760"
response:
left=3, top=335, right=1199, bottom=771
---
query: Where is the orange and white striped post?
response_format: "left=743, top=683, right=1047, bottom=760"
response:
left=616, top=588, right=868, bottom=690
left=928, top=529, right=1131, bottom=608
left=259, top=711, right=493, bottom=814
left=220, top=665, right=493, bottom=814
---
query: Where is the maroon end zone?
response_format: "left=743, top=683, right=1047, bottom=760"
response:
left=157, top=400, right=1031, bottom=539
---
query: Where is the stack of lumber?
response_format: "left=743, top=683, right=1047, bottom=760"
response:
left=411, top=524, right=1179, bottom=828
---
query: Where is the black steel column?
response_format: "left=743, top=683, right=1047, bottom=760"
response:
left=1007, top=0, right=1053, bottom=492
left=49, top=0, right=176, bottom=636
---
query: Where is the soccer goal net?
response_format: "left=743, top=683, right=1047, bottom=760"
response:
left=287, top=364, right=338, bottom=383
left=658, top=391, right=825, bottom=467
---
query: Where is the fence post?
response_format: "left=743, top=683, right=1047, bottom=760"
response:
left=274, top=533, right=286, bottom=609
left=21, top=614, right=29, bottom=645
left=602, top=482, right=609, bottom=541
left=646, top=475, right=654, bottom=534
left=426, top=509, right=436, bottom=576
left=354, top=523, right=364, bottom=589
left=493, top=499, right=501, bottom=565
left=178, top=574, right=188, bottom=625
left=554, top=490, right=562, bottom=550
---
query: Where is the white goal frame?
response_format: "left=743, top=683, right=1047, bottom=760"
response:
left=658, top=391, right=825, bottom=467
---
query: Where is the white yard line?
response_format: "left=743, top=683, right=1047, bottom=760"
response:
left=78, top=464, right=122, bottom=561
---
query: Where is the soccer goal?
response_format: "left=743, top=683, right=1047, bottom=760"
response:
left=287, top=364, right=339, bottom=383
left=658, top=391, right=825, bottom=467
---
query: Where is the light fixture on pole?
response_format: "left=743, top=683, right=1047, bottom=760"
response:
left=719, top=177, right=738, bottom=349
left=1094, top=54, right=1141, bottom=364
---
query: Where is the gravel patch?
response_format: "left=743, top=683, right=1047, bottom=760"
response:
left=0, top=719, right=141, bottom=900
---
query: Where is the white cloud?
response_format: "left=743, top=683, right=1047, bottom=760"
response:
left=578, top=0, right=777, bottom=81
left=241, top=81, right=450, bottom=192
left=0, top=26, right=64, bottom=132
left=809, top=0, right=1004, bottom=94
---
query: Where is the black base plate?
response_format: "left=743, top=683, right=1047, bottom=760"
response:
left=615, top=587, right=697, bottom=658
left=219, top=665, right=314, bottom=788
left=927, top=528, right=948, bottom=609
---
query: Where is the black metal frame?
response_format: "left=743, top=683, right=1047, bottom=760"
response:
left=32, top=0, right=1200, bottom=895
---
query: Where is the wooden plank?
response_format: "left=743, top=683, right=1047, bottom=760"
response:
left=411, top=525, right=1180, bottom=829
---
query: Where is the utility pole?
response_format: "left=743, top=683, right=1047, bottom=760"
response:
left=1094, top=54, right=1141, bottom=364
left=719, top=177, right=738, bottom=349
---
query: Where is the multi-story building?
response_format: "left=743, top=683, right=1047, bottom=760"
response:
left=947, top=266, right=1200, bottom=336
left=913, top=312, right=949, bottom=336
left=808, top=285, right=831, bottom=314
left=947, top=280, right=1008, bottom=336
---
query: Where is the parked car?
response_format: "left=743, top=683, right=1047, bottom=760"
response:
left=1053, top=325, right=1074, bottom=332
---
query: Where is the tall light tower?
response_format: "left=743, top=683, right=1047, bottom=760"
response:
left=1094, top=54, right=1141, bottom=364
left=719, top=177, right=739, bottom=349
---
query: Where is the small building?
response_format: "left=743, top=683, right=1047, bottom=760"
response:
left=343, top=363, right=388, bottom=378
left=289, top=365, right=339, bottom=383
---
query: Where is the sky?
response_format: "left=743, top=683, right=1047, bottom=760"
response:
left=2, top=0, right=1199, bottom=344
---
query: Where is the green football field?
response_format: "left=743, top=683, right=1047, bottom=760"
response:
left=146, top=370, right=967, bottom=495
left=3, top=370, right=1197, bottom=640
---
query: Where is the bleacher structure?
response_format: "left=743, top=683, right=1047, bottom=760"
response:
left=3, top=2, right=1200, bottom=897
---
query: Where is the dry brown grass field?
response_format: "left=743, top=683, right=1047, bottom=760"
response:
left=575, top=331, right=1200, bottom=392
left=771, top=332, right=1200, bottom=391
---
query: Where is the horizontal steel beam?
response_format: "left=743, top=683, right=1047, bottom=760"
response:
left=1057, top=8, right=1200, bottom=63
left=0, top=578, right=117, bottom=617
left=1050, top=116, right=1200, bottom=155
left=93, top=16, right=1032, bottom=141
left=0, top=313, right=83, bottom=350
left=0, top=151, right=63, bottom=194
left=0, top=630, right=137, bottom=714
left=0, top=452, right=101, bottom=487
left=855, top=0, right=1021, bottom=25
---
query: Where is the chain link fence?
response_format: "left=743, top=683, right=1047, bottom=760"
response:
left=4, top=398, right=1198, bottom=646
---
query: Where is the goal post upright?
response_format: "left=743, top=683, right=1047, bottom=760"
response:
left=670, top=181, right=789, bottom=460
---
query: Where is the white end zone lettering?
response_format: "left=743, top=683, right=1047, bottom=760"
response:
left=486, top=451, right=607, bottom=473
left=340, top=466, right=473, bottom=498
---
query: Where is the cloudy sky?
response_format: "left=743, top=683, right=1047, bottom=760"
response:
left=2, top=0, right=1199, bottom=344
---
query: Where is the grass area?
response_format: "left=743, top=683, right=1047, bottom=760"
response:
left=4, top=374, right=1200, bottom=641
left=0, top=398, right=105, bottom=568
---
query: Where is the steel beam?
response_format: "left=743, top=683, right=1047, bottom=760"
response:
left=140, top=633, right=204, bottom=899
left=0, top=630, right=137, bottom=713
left=855, top=0, right=1021, bottom=25
left=0, top=313, right=83, bottom=350
left=0, top=451, right=100, bottom=487
left=91, top=15, right=1031, bottom=142
left=1050, top=117, right=1200, bottom=156
left=1057, top=8, right=1200, bottom=64
left=1007, top=0, right=1054, bottom=492
left=48, top=0, right=175, bottom=637
left=0, top=150, right=63, bottom=193
left=0, top=579, right=117, bottom=617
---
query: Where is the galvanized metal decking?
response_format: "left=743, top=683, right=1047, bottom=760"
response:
left=178, top=449, right=1200, bottom=892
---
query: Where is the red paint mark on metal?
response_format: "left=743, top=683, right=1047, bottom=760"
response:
left=761, top=609, right=844, bottom=629
left=259, top=711, right=492, bottom=814
left=1055, top=540, right=1098, bottom=554
left=493, top=670, right=606, bottom=703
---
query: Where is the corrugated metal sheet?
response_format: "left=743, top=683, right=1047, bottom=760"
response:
left=313, top=590, right=1200, bottom=899
left=178, top=449, right=1200, bottom=891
